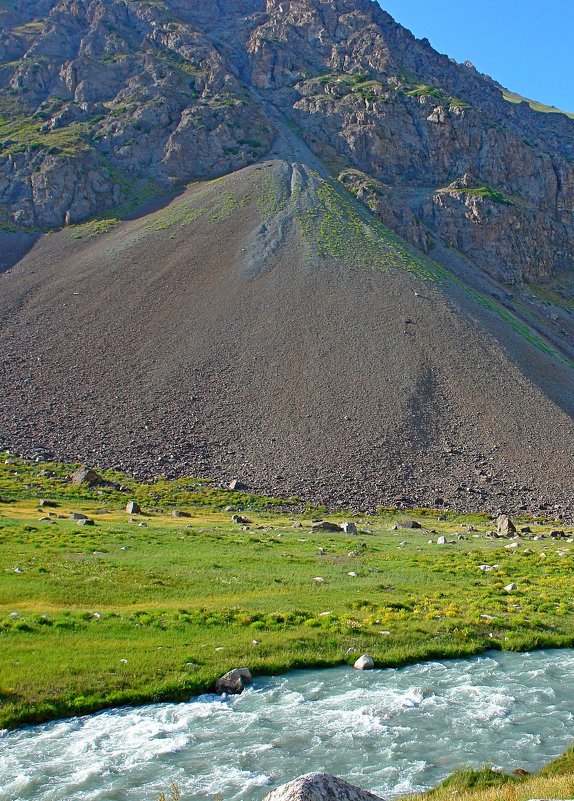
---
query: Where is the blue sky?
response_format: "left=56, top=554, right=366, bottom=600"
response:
left=378, top=1, right=573, bottom=112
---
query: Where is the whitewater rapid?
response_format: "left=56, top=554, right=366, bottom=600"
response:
left=1, top=649, right=573, bottom=801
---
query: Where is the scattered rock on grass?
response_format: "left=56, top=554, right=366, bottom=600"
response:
left=71, top=466, right=102, bottom=486
left=232, top=514, right=251, bottom=524
left=505, top=583, right=518, bottom=592
left=126, top=501, right=141, bottom=514
left=312, top=521, right=342, bottom=532
left=398, top=520, right=422, bottom=529
left=228, top=479, right=248, bottom=491
left=496, top=515, right=516, bottom=536
left=341, top=521, right=358, bottom=535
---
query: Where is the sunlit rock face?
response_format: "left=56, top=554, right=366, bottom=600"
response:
left=1, top=0, right=574, bottom=286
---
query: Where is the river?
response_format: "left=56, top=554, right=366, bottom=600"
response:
left=1, top=649, right=573, bottom=801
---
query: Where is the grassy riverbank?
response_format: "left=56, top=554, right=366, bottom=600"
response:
left=407, top=747, right=574, bottom=801
left=1, top=454, right=574, bottom=730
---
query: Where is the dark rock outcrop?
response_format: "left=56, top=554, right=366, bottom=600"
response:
left=1, top=0, right=574, bottom=287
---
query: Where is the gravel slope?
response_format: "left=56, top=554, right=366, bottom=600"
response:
left=1, top=161, right=573, bottom=516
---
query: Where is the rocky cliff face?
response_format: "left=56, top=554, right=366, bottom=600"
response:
left=1, top=0, right=573, bottom=285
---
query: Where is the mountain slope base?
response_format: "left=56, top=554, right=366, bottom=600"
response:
left=1, top=161, right=573, bottom=515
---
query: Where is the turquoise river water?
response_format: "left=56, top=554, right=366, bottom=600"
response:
left=1, top=649, right=573, bottom=801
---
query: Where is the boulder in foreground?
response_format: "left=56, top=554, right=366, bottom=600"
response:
left=263, top=773, right=384, bottom=801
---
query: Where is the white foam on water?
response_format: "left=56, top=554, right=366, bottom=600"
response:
left=1, top=650, right=574, bottom=801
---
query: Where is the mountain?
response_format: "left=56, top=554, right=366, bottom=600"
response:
left=1, top=0, right=573, bottom=514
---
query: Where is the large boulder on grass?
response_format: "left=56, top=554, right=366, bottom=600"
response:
left=496, top=515, right=516, bottom=536
left=71, top=466, right=102, bottom=486
left=312, top=521, right=342, bottom=532
left=262, top=773, right=384, bottom=801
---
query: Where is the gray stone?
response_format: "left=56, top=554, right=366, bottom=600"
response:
left=215, top=667, right=253, bottom=695
left=70, top=512, right=88, bottom=520
left=496, top=515, right=516, bottom=536
left=263, top=773, right=384, bottom=801
left=71, top=466, right=102, bottom=486
left=232, top=514, right=251, bottom=524
left=229, top=479, right=249, bottom=491
left=505, top=583, right=518, bottom=592
left=341, top=522, right=358, bottom=535
left=398, top=520, right=422, bottom=529
left=77, top=518, right=95, bottom=526
left=437, top=536, right=447, bottom=545
left=354, top=654, right=375, bottom=670
left=126, top=501, right=141, bottom=515
left=172, top=509, right=191, bottom=518
left=312, top=521, right=342, bottom=532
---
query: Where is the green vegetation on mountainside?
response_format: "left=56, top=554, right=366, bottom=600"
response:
left=503, top=89, right=574, bottom=119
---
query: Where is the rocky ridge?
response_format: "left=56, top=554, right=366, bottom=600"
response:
left=1, top=0, right=573, bottom=289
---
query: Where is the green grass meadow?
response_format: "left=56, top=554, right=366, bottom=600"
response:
left=1, top=454, right=574, bottom=732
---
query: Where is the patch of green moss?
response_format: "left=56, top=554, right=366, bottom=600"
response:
left=503, top=89, right=574, bottom=119
left=257, top=168, right=289, bottom=219
left=404, top=83, right=471, bottom=110
left=143, top=178, right=249, bottom=232
left=0, top=114, right=92, bottom=156
left=68, top=218, right=120, bottom=239
left=313, top=72, right=386, bottom=103
left=456, top=185, right=513, bottom=205
left=295, top=172, right=444, bottom=282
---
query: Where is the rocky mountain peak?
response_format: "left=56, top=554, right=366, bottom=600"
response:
left=1, top=0, right=573, bottom=295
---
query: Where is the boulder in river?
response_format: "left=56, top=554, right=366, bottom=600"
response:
left=215, top=667, right=253, bottom=695
left=262, top=773, right=384, bottom=801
